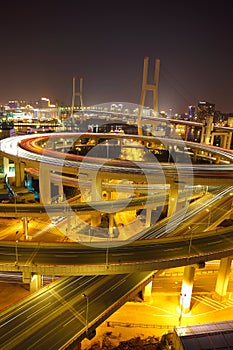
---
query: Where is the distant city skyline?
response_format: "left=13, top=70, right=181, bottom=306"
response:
left=1, top=1, right=233, bottom=114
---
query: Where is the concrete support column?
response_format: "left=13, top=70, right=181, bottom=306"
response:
left=227, top=133, right=232, bottom=149
left=200, top=126, right=205, bottom=144
left=143, top=280, right=153, bottom=302
left=39, top=166, right=51, bottom=204
left=180, top=265, right=195, bottom=314
left=90, top=174, right=102, bottom=226
left=30, top=274, right=42, bottom=293
left=108, top=213, right=114, bottom=238
left=22, top=271, right=42, bottom=292
left=204, top=115, right=214, bottom=145
left=22, top=217, right=28, bottom=240
left=145, top=208, right=152, bottom=227
left=58, top=182, right=63, bottom=202
left=184, top=125, right=189, bottom=141
left=3, top=157, right=9, bottom=175
left=221, top=134, right=227, bottom=149
left=167, top=182, right=178, bottom=217
left=214, top=257, right=232, bottom=302
left=15, top=161, right=25, bottom=187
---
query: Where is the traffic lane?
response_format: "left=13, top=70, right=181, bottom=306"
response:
left=1, top=227, right=233, bottom=267
left=0, top=276, right=102, bottom=344
left=0, top=275, right=105, bottom=349
left=0, top=272, right=153, bottom=350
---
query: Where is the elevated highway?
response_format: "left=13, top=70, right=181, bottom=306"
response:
left=0, top=133, right=233, bottom=186
left=0, top=133, right=233, bottom=349
left=0, top=271, right=157, bottom=350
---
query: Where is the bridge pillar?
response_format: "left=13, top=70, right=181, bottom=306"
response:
left=14, top=161, right=25, bottom=187
left=167, top=182, right=178, bottom=217
left=145, top=208, right=152, bottom=227
left=200, top=115, right=214, bottom=145
left=3, top=157, right=9, bottom=175
left=143, top=280, right=153, bottom=302
left=30, top=274, right=42, bottom=293
left=108, top=213, right=114, bottom=238
left=180, top=265, right=195, bottom=314
left=213, top=257, right=232, bottom=302
left=22, top=217, right=29, bottom=240
left=22, top=272, right=42, bottom=292
left=39, top=166, right=51, bottom=204
left=184, top=125, right=189, bottom=141
left=221, top=134, right=228, bottom=149
left=226, top=132, right=232, bottom=149
left=57, top=182, right=64, bottom=202
left=219, top=132, right=232, bottom=150
left=90, top=174, right=102, bottom=226
left=138, top=56, right=160, bottom=136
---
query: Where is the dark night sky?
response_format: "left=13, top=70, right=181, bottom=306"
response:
left=1, top=0, right=233, bottom=114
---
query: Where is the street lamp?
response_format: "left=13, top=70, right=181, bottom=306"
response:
left=179, top=293, right=186, bottom=326
left=15, top=231, right=19, bottom=265
left=188, top=226, right=193, bottom=257
left=82, top=293, right=89, bottom=335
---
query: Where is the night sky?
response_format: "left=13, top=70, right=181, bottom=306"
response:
left=1, top=0, right=233, bottom=114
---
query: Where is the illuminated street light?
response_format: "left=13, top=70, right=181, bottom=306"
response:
left=188, top=226, right=193, bottom=257
left=82, top=293, right=89, bottom=335
left=179, top=293, right=186, bottom=326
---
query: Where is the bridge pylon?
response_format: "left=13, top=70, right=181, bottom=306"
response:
left=138, top=56, right=160, bottom=136
left=71, top=77, right=84, bottom=124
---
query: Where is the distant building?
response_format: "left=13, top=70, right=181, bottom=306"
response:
left=7, top=100, right=19, bottom=109
left=226, top=114, right=233, bottom=127
left=188, top=105, right=196, bottom=120
left=38, top=97, right=50, bottom=109
left=197, top=101, right=215, bottom=122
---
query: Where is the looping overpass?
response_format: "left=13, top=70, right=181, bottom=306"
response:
left=0, top=132, right=233, bottom=349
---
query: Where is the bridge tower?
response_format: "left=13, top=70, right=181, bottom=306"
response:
left=138, top=56, right=160, bottom=136
left=70, top=77, right=84, bottom=124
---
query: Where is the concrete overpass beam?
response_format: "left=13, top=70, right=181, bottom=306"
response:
left=213, top=257, right=232, bottom=302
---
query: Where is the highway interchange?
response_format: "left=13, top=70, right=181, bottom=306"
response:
left=0, top=132, right=233, bottom=349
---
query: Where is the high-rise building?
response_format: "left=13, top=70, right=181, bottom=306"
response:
left=188, top=105, right=196, bottom=120
left=197, top=101, right=215, bottom=122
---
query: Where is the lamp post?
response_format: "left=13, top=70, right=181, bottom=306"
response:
left=179, top=293, right=186, bottom=326
left=188, top=226, right=193, bottom=257
left=15, top=231, right=19, bottom=265
left=82, top=293, right=89, bottom=335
